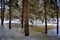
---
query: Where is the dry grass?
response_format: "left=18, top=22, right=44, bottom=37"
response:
left=5, top=23, right=21, bottom=28
left=5, top=24, right=56, bottom=33
left=30, top=25, right=56, bottom=32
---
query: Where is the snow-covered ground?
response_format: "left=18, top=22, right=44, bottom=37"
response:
left=0, top=18, right=60, bottom=27
left=0, top=19, right=60, bottom=40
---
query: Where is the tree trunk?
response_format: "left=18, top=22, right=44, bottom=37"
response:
left=21, top=0, right=24, bottom=28
left=44, top=0, right=47, bottom=34
left=9, top=0, right=11, bottom=29
left=55, top=0, right=59, bottom=34
left=23, top=0, right=29, bottom=36
left=1, top=0, right=5, bottom=25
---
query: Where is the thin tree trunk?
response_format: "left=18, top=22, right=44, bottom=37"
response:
left=1, top=0, right=5, bottom=25
left=55, top=0, right=59, bottom=34
left=44, top=0, right=47, bottom=34
left=23, top=0, right=29, bottom=36
left=9, top=0, right=11, bottom=29
left=21, top=0, right=24, bottom=28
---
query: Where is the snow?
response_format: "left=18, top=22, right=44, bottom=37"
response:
left=0, top=19, right=21, bottom=23
left=47, top=29, right=60, bottom=37
left=0, top=19, right=60, bottom=40
left=0, top=18, right=60, bottom=27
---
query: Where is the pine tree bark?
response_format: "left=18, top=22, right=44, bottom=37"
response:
left=23, top=0, right=29, bottom=36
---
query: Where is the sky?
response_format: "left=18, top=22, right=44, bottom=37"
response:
left=0, top=0, right=9, bottom=10
left=57, top=0, right=60, bottom=8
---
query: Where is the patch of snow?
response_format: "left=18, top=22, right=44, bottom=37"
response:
left=0, top=18, right=60, bottom=27
left=47, top=29, right=60, bottom=37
